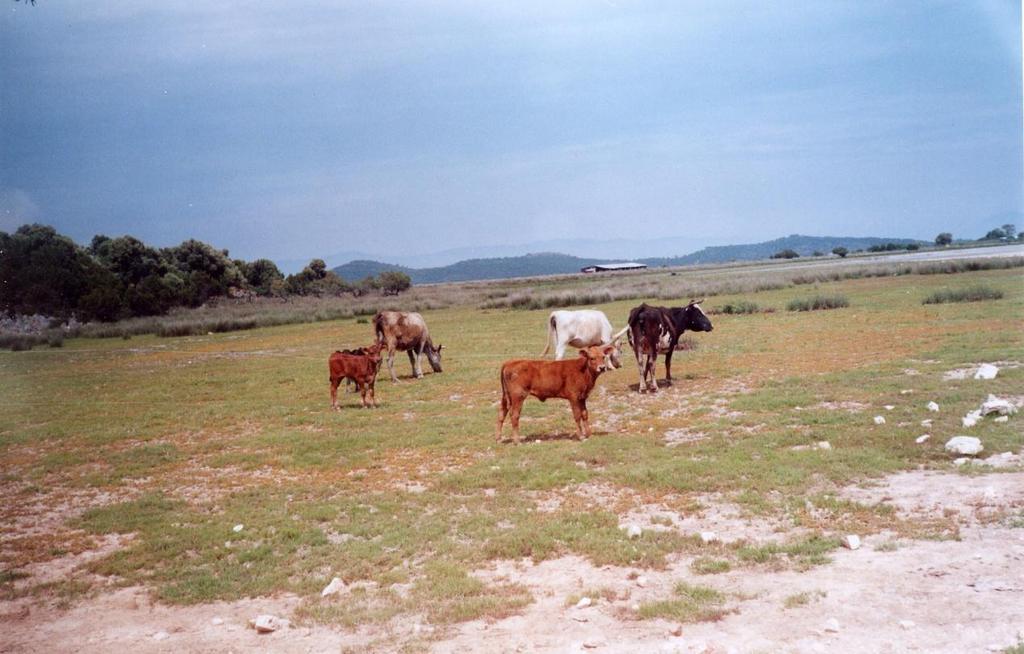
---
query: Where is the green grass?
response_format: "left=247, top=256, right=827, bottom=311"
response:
left=638, top=582, right=728, bottom=622
left=923, top=285, right=1004, bottom=304
left=782, top=590, right=826, bottom=609
left=2, top=262, right=1022, bottom=633
left=786, top=295, right=850, bottom=311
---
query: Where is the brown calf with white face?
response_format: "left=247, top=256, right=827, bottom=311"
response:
left=496, top=343, right=622, bottom=444
left=329, top=341, right=385, bottom=410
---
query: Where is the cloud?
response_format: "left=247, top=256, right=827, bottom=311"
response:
left=0, top=189, right=41, bottom=232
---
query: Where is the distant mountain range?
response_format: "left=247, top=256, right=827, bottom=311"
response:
left=331, top=234, right=926, bottom=284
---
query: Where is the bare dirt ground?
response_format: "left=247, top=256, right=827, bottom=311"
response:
left=4, top=469, right=1023, bottom=654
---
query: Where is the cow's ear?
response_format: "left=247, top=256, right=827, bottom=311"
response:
left=437, top=344, right=443, bottom=352
left=602, top=344, right=616, bottom=355
left=578, top=349, right=589, bottom=359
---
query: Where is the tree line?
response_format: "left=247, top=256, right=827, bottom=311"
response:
left=0, top=224, right=411, bottom=322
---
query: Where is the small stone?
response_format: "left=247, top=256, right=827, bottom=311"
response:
left=699, top=531, right=719, bottom=544
left=915, top=434, right=930, bottom=444
left=823, top=618, right=840, bottom=633
left=232, top=524, right=244, bottom=533
left=981, top=395, right=1017, bottom=416
left=630, top=603, right=640, bottom=612
left=321, top=577, right=345, bottom=597
left=250, top=614, right=286, bottom=633
left=670, top=625, right=684, bottom=637
left=954, top=457, right=970, bottom=466
left=572, top=616, right=589, bottom=623
left=974, top=364, right=999, bottom=380
left=994, top=415, right=1009, bottom=423
left=945, top=436, right=983, bottom=456
left=583, top=641, right=603, bottom=649
left=899, top=620, right=915, bottom=630
left=816, top=441, right=832, bottom=450
left=636, top=575, right=648, bottom=588
left=884, top=405, right=895, bottom=411
left=927, top=401, right=940, bottom=412
left=921, top=419, right=932, bottom=427
left=900, top=389, right=913, bottom=395
left=575, top=597, right=592, bottom=609
left=626, top=524, right=642, bottom=539
left=962, top=410, right=982, bottom=428
left=210, top=617, right=224, bottom=626
left=841, top=534, right=861, bottom=550
left=152, top=631, right=170, bottom=641
left=873, top=416, right=886, bottom=425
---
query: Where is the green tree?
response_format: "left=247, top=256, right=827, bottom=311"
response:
left=1001, top=223, right=1017, bottom=240
left=831, top=247, right=848, bottom=258
left=770, top=249, right=799, bottom=259
left=378, top=270, right=412, bottom=295
left=935, top=232, right=953, bottom=246
left=242, top=258, right=284, bottom=295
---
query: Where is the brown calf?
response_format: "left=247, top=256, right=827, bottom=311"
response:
left=329, top=341, right=385, bottom=410
left=496, top=344, right=621, bottom=444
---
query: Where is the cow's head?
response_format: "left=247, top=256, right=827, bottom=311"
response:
left=686, top=299, right=713, bottom=332
left=425, top=342, right=443, bottom=373
left=365, top=340, right=386, bottom=362
left=581, top=343, right=622, bottom=374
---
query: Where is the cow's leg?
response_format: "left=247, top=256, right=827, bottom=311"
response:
left=645, top=354, right=658, bottom=393
left=369, top=380, right=377, bottom=407
left=664, top=341, right=677, bottom=383
left=358, top=382, right=369, bottom=408
left=330, top=377, right=341, bottom=411
left=509, top=396, right=524, bottom=444
left=579, top=399, right=591, bottom=440
left=496, top=391, right=508, bottom=442
left=569, top=399, right=586, bottom=440
left=555, top=339, right=566, bottom=361
left=386, top=347, right=398, bottom=383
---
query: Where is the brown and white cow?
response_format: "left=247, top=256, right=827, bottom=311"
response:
left=626, top=300, right=713, bottom=393
left=329, top=341, right=385, bottom=410
left=373, top=311, right=443, bottom=383
left=496, top=343, right=622, bottom=444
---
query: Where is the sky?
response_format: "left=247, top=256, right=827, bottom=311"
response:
left=1, top=1, right=1021, bottom=269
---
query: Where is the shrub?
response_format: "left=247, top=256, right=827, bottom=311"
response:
left=771, top=249, right=799, bottom=259
left=831, top=247, right=848, bottom=258
left=717, top=300, right=761, bottom=315
left=922, top=286, right=1004, bottom=305
left=787, top=295, right=850, bottom=312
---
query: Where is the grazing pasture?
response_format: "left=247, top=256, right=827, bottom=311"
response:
left=1, top=261, right=1023, bottom=652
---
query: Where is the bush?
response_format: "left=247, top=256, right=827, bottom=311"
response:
left=787, top=295, right=850, bottom=311
left=717, top=300, right=761, bottom=315
left=831, top=247, right=848, bottom=258
left=771, top=249, right=800, bottom=259
left=922, top=286, right=1004, bottom=304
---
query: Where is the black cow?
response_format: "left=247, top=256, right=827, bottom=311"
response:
left=626, top=300, right=713, bottom=392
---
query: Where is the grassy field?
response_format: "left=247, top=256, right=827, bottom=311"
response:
left=1, top=261, right=1022, bottom=643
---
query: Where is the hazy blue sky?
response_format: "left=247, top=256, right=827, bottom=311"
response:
left=1, top=1, right=1021, bottom=266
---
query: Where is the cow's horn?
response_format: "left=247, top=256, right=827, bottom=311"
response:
left=611, top=326, right=629, bottom=342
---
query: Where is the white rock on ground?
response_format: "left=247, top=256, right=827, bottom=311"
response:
left=927, top=401, right=940, bottom=412
left=981, top=395, right=1017, bottom=416
left=700, top=531, right=719, bottom=544
left=994, top=416, right=1009, bottom=423
left=921, top=419, right=932, bottom=427
left=841, top=535, right=861, bottom=550
left=873, top=416, right=886, bottom=425
left=210, top=617, right=224, bottom=626
left=152, top=631, right=170, bottom=641
left=945, top=436, right=984, bottom=456
left=974, top=364, right=999, bottom=380
left=321, top=577, right=345, bottom=597
left=625, top=524, right=642, bottom=539
left=884, top=405, right=895, bottom=410
left=816, top=441, right=832, bottom=450
left=232, top=524, right=244, bottom=533
left=575, top=597, right=592, bottom=609
left=635, top=576, right=648, bottom=588
left=915, top=434, right=930, bottom=444
left=899, top=620, right=916, bottom=630
left=250, top=614, right=287, bottom=633
left=962, top=410, right=982, bottom=428
left=823, top=618, right=841, bottom=633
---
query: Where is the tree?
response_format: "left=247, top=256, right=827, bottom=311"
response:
left=351, top=275, right=379, bottom=297
left=812, top=250, right=824, bottom=257
left=770, top=249, right=799, bottom=259
left=378, top=271, right=412, bottom=296
left=982, top=228, right=1007, bottom=241
left=1002, top=224, right=1017, bottom=240
left=831, top=247, right=848, bottom=258
left=935, top=232, right=953, bottom=246
left=242, top=258, right=284, bottom=296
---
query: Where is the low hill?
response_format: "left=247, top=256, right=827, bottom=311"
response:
left=332, top=235, right=926, bottom=284
left=642, top=234, right=925, bottom=267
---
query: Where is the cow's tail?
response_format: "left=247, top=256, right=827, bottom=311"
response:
left=540, top=314, right=556, bottom=357
left=498, top=365, right=510, bottom=413
left=372, top=312, right=385, bottom=343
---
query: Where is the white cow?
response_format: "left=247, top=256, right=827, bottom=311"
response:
left=540, top=309, right=628, bottom=360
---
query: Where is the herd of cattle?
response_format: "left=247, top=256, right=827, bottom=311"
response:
left=328, top=301, right=714, bottom=443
